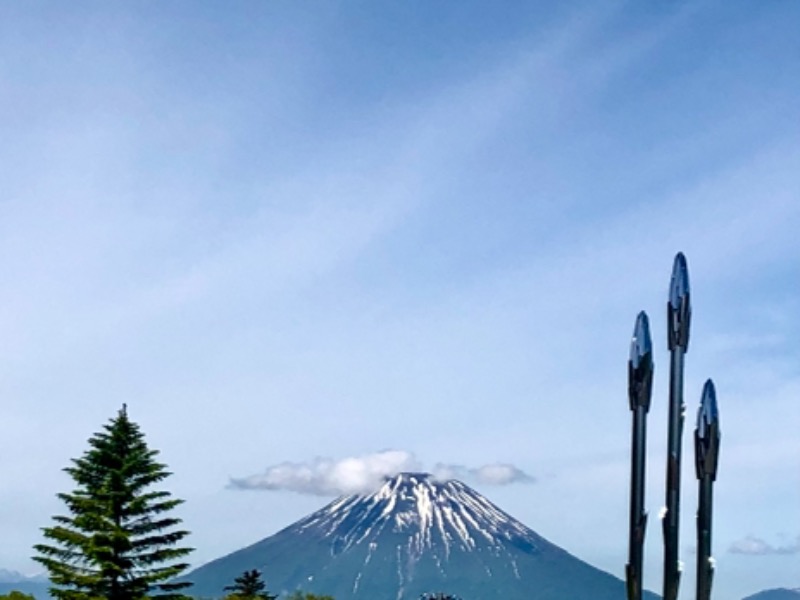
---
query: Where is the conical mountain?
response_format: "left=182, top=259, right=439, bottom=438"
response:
left=186, top=472, right=658, bottom=599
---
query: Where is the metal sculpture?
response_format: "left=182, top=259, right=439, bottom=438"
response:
left=626, top=312, right=654, bottom=600
left=625, top=253, right=720, bottom=600
left=695, top=379, right=721, bottom=600
left=663, top=252, right=691, bottom=600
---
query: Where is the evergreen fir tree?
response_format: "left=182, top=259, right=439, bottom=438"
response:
left=223, top=570, right=276, bottom=600
left=34, top=405, right=193, bottom=600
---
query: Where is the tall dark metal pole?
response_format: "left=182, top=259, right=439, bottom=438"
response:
left=695, top=379, right=720, bottom=600
left=626, top=312, right=654, bottom=600
left=663, top=252, right=691, bottom=600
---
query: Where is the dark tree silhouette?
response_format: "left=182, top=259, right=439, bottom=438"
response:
left=224, top=570, right=276, bottom=600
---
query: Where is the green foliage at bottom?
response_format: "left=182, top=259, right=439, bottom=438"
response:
left=0, top=592, right=37, bottom=600
left=284, top=592, right=335, bottom=600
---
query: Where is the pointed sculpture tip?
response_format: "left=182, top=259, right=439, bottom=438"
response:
left=628, top=311, right=654, bottom=411
left=669, top=252, right=690, bottom=304
left=695, top=379, right=721, bottom=480
left=668, top=252, right=691, bottom=351
left=699, top=379, right=719, bottom=428
left=630, top=311, right=653, bottom=364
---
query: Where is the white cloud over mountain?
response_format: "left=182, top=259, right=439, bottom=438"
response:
left=229, top=450, right=534, bottom=495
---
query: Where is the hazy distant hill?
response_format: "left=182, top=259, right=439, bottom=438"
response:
left=184, top=472, right=660, bottom=600
left=0, top=570, right=49, bottom=598
left=743, top=589, right=800, bottom=600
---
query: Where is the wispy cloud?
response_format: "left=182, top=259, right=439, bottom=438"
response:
left=229, top=451, right=534, bottom=495
left=729, top=535, right=800, bottom=556
left=432, top=462, right=534, bottom=485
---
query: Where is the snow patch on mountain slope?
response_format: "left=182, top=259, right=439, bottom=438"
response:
left=288, top=471, right=542, bottom=574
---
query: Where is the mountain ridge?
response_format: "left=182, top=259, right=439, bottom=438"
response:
left=0, top=570, right=50, bottom=598
left=742, top=589, right=800, bottom=600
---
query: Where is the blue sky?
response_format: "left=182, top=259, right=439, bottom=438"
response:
left=1, top=2, right=798, bottom=599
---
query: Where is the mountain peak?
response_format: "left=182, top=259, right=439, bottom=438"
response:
left=380, top=471, right=436, bottom=490
left=306, top=469, right=537, bottom=558
left=388, top=471, right=434, bottom=482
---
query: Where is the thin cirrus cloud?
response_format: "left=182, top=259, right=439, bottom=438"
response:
left=728, top=535, right=800, bottom=556
left=431, top=462, right=534, bottom=486
left=228, top=450, right=534, bottom=496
